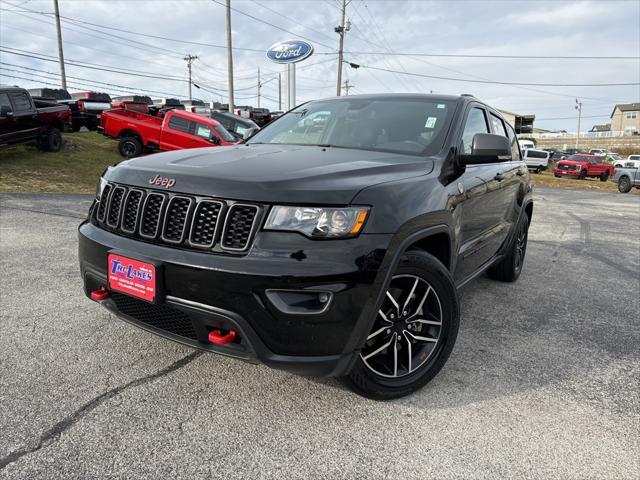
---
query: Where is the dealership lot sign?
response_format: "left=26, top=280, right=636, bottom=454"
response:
left=266, top=40, right=314, bottom=64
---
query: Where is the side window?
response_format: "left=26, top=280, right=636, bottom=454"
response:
left=9, top=92, right=32, bottom=112
left=0, top=93, right=11, bottom=110
left=490, top=113, right=508, bottom=137
left=506, top=124, right=522, bottom=161
left=461, top=107, right=489, bottom=154
left=167, top=115, right=190, bottom=133
left=193, top=123, right=212, bottom=140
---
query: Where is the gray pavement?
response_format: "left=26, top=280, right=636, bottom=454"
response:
left=0, top=188, right=638, bottom=479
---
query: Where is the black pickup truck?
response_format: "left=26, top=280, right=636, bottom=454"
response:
left=79, top=94, right=533, bottom=399
left=0, top=86, right=71, bottom=151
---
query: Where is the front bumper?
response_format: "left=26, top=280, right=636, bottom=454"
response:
left=554, top=168, right=580, bottom=177
left=79, top=220, right=393, bottom=376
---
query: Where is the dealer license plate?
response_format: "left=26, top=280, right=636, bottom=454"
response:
left=107, top=253, right=157, bottom=303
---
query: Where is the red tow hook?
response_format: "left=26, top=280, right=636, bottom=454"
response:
left=90, top=287, right=110, bottom=302
left=208, top=329, right=237, bottom=345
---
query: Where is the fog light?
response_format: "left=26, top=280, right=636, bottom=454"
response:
left=318, top=292, right=330, bottom=304
left=265, top=290, right=333, bottom=315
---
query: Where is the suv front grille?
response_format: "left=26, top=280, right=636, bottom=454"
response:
left=94, top=182, right=261, bottom=253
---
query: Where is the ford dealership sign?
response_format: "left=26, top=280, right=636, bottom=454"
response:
left=266, top=40, right=314, bottom=64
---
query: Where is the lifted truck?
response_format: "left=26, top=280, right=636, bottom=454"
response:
left=0, top=86, right=70, bottom=151
left=100, top=108, right=237, bottom=158
left=554, top=154, right=615, bottom=181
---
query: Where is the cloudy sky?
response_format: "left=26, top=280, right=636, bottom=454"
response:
left=1, top=0, right=639, bottom=131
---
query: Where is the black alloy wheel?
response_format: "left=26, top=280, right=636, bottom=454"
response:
left=344, top=251, right=459, bottom=400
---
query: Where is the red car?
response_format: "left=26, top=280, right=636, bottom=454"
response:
left=100, top=108, right=238, bottom=158
left=554, top=154, right=615, bottom=181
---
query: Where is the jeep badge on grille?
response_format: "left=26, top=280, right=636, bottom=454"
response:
left=149, top=175, right=176, bottom=189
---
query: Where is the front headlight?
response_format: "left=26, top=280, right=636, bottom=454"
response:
left=264, top=206, right=369, bottom=238
left=96, top=177, right=108, bottom=199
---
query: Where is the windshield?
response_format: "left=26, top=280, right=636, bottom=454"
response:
left=247, top=97, right=456, bottom=156
left=214, top=125, right=236, bottom=142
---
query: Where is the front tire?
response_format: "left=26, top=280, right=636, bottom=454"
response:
left=579, top=170, right=587, bottom=179
left=618, top=176, right=632, bottom=193
left=118, top=136, right=142, bottom=158
left=600, top=172, right=609, bottom=182
left=344, top=251, right=459, bottom=400
left=488, top=211, right=529, bottom=282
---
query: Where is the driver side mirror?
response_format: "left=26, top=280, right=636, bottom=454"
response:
left=0, top=105, right=13, bottom=118
left=459, top=133, right=512, bottom=165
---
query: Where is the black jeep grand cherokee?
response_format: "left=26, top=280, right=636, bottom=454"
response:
left=79, top=94, right=532, bottom=399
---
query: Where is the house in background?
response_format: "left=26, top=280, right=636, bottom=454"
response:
left=610, top=103, right=639, bottom=134
left=590, top=123, right=611, bottom=132
left=498, top=109, right=535, bottom=134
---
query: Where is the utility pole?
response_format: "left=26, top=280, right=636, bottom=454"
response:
left=184, top=54, right=198, bottom=100
left=53, top=0, right=67, bottom=90
left=257, top=68, right=261, bottom=108
left=575, top=99, right=582, bottom=149
left=278, top=72, right=282, bottom=111
left=335, top=0, right=350, bottom=96
left=225, top=0, right=235, bottom=114
left=342, top=79, right=354, bottom=95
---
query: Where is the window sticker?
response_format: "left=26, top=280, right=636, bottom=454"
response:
left=425, top=117, right=437, bottom=128
left=437, top=104, right=445, bottom=109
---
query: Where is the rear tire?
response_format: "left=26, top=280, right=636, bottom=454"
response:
left=618, top=176, right=632, bottom=193
left=488, top=211, right=529, bottom=283
left=43, top=128, right=62, bottom=152
left=343, top=251, right=459, bottom=400
left=118, top=136, right=143, bottom=158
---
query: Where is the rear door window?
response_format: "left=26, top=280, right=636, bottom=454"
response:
left=168, top=115, right=191, bottom=133
left=461, top=107, right=489, bottom=154
left=9, top=92, right=33, bottom=112
left=506, top=124, right=522, bottom=161
left=490, top=113, right=508, bottom=137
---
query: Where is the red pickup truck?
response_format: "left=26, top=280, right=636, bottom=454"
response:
left=554, top=154, right=615, bottom=181
left=100, top=109, right=237, bottom=158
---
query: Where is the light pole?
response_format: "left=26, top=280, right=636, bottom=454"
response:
left=575, top=99, right=582, bottom=150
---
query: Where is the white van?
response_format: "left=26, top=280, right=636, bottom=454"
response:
left=518, top=139, right=535, bottom=150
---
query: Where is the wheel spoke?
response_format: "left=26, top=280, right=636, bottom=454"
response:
left=378, top=310, right=393, bottom=324
left=407, top=285, right=432, bottom=321
left=402, top=278, right=419, bottom=313
left=367, top=325, right=389, bottom=341
left=392, top=340, right=398, bottom=377
left=403, top=331, right=412, bottom=373
left=386, top=290, right=400, bottom=315
left=409, top=318, right=441, bottom=326
left=363, top=336, right=394, bottom=361
left=406, top=331, right=438, bottom=343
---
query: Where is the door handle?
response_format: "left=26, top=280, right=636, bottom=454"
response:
left=494, top=172, right=505, bottom=181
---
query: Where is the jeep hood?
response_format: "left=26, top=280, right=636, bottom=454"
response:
left=105, top=144, right=434, bottom=204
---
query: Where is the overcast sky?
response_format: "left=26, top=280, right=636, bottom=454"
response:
left=1, top=0, right=639, bottom=131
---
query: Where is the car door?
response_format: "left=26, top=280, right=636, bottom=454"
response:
left=160, top=113, right=193, bottom=151
left=454, top=105, right=513, bottom=283
left=8, top=91, right=39, bottom=142
left=190, top=121, right=219, bottom=148
left=0, top=93, right=13, bottom=143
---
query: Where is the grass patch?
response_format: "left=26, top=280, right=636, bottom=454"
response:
left=0, top=132, right=121, bottom=193
left=530, top=169, right=637, bottom=193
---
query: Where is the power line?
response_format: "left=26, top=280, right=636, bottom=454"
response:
left=330, top=51, right=640, bottom=60
left=210, top=0, right=336, bottom=51
left=536, top=114, right=612, bottom=121
left=357, top=64, right=640, bottom=87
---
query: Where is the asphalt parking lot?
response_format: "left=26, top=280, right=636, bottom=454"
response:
left=0, top=188, right=638, bottom=479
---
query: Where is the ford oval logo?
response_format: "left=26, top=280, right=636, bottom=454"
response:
left=266, top=40, right=314, bottom=64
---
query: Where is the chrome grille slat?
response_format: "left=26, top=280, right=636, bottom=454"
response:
left=189, top=200, right=224, bottom=248
left=94, top=182, right=260, bottom=253
left=106, top=186, right=126, bottom=228
left=161, top=196, right=193, bottom=244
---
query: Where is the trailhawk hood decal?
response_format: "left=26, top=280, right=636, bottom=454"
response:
left=105, top=144, right=434, bottom=204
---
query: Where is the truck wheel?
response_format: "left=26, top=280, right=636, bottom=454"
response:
left=71, top=122, right=82, bottom=132
left=599, top=172, right=609, bottom=182
left=43, top=128, right=62, bottom=152
left=579, top=170, right=587, bottom=179
left=118, top=136, right=142, bottom=158
left=618, top=176, right=632, bottom=193
left=488, top=211, right=529, bottom=283
left=343, top=251, right=459, bottom=400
